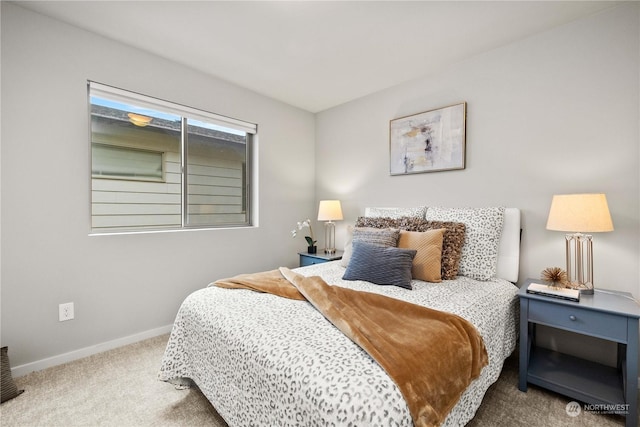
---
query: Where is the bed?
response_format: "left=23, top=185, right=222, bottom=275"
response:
left=159, top=207, right=521, bottom=426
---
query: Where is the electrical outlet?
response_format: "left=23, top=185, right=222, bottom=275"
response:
left=59, top=302, right=74, bottom=322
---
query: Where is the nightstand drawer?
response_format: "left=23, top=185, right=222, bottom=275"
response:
left=298, top=251, right=343, bottom=268
left=528, top=300, right=627, bottom=342
left=299, top=256, right=324, bottom=267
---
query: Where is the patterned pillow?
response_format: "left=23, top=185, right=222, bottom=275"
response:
left=398, top=229, right=445, bottom=283
left=425, top=207, right=505, bottom=281
left=356, top=216, right=465, bottom=280
left=342, top=241, right=416, bottom=289
left=340, top=227, right=400, bottom=267
left=364, top=206, right=426, bottom=219
left=1, top=346, right=23, bottom=403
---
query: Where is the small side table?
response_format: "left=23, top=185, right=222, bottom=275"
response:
left=298, top=250, right=343, bottom=267
left=518, top=278, right=639, bottom=427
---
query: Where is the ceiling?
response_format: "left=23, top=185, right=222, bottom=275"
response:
left=16, top=1, right=618, bottom=113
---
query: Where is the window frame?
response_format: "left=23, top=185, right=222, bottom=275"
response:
left=88, top=81, right=256, bottom=234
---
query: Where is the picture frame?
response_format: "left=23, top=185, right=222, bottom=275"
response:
left=389, top=102, right=466, bottom=175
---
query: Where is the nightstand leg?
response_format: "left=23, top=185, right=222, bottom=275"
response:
left=625, top=318, right=638, bottom=427
left=519, top=298, right=529, bottom=392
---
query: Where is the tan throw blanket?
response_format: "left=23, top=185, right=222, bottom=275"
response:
left=213, top=267, right=488, bottom=427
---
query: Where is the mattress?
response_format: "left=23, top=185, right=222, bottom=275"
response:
left=159, top=260, right=519, bottom=426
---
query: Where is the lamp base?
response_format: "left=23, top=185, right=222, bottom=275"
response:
left=323, top=221, right=336, bottom=256
left=566, top=280, right=594, bottom=295
left=564, top=233, right=595, bottom=296
left=572, top=283, right=594, bottom=295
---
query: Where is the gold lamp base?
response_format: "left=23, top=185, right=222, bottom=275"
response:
left=565, top=233, right=594, bottom=295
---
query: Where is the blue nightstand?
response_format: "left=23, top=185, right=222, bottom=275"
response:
left=518, top=278, right=639, bottom=427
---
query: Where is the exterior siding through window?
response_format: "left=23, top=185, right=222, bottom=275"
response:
left=89, top=82, right=255, bottom=233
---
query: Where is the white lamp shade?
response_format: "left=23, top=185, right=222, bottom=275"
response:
left=546, top=193, right=614, bottom=233
left=317, top=200, right=343, bottom=221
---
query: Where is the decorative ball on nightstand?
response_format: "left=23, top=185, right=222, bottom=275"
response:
left=540, top=267, right=568, bottom=289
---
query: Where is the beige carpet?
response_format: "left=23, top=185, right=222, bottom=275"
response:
left=0, top=334, right=633, bottom=426
left=0, top=335, right=226, bottom=427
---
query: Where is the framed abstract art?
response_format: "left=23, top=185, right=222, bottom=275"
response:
left=390, top=102, right=466, bottom=175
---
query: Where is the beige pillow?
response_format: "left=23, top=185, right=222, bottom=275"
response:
left=398, top=228, right=445, bottom=282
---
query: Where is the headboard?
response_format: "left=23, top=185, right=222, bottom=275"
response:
left=496, top=208, right=521, bottom=283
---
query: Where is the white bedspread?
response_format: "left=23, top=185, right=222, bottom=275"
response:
left=159, top=261, right=518, bottom=426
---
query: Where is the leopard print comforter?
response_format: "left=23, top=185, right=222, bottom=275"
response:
left=159, top=261, right=518, bottom=426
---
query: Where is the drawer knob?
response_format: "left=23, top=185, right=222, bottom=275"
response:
left=569, top=315, right=577, bottom=321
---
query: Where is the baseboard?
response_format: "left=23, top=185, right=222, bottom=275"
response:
left=11, top=324, right=173, bottom=378
left=11, top=326, right=640, bottom=392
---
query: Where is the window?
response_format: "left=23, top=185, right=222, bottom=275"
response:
left=89, top=82, right=256, bottom=233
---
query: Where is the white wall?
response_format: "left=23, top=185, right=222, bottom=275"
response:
left=1, top=3, right=316, bottom=370
left=2, top=1, right=639, bottom=374
left=316, top=3, right=639, bottom=299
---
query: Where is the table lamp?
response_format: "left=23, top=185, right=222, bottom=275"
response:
left=546, top=193, right=614, bottom=294
left=317, top=200, right=343, bottom=254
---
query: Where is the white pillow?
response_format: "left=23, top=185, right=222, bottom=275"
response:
left=425, top=207, right=505, bottom=281
left=341, top=225, right=354, bottom=267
